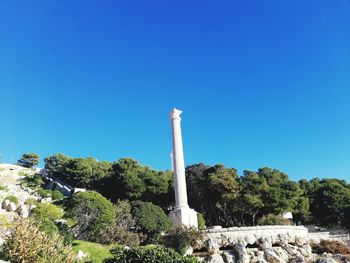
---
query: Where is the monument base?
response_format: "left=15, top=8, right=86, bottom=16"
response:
left=169, top=206, right=198, bottom=229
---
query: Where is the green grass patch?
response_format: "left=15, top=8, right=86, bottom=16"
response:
left=0, top=184, right=7, bottom=191
left=5, top=195, right=18, bottom=204
left=72, top=240, right=112, bottom=263
left=0, top=214, right=12, bottom=228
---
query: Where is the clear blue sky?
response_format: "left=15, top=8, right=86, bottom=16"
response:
left=1, top=1, right=349, bottom=181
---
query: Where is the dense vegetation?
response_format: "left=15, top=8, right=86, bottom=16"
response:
left=44, top=153, right=350, bottom=230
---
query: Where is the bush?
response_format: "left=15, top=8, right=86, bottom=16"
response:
left=105, top=245, right=199, bottom=263
left=33, top=203, right=64, bottom=220
left=162, top=226, right=203, bottom=255
left=311, top=240, right=350, bottom=255
left=99, top=200, right=140, bottom=247
left=36, top=217, right=59, bottom=235
left=58, top=223, right=74, bottom=245
left=5, top=195, right=18, bottom=204
left=197, top=213, right=206, bottom=230
left=24, top=197, right=38, bottom=206
left=0, top=185, right=8, bottom=191
left=51, top=190, right=64, bottom=200
left=65, top=191, right=116, bottom=244
left=131, top=201, right=172, bottom=244
left=0, top=219, right=75, bottom=263
left=37, top=188, right=51, bottom=197
left=257, top=214, right=292, bottom=226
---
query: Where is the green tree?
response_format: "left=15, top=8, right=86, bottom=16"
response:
left=66, top=191, right=116, bottom=244
left=309, top=179, right=350, bottom=228
left=44, top=153, right=71, bottom=179
left=17, top=153, right=39, bottom=168
left=131, top=200, right=171, bottom=244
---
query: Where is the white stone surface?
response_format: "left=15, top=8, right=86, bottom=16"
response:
left=169, top=108, right=198, bottom=228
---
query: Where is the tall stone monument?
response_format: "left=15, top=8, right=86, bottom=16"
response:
left=169, top=108, right=198, bottom=229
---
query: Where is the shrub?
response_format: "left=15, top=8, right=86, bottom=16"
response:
left=311, top=240, right=350, bottom=255
left=33, top=203, right=64, bottom=220
left=99, top=200, right=140, bottom=246
left=0, top=185, right=7, bottom=191
left=162, top=226, right=204, bottom=255
left=51, top=190, right=64, bottom=200
left=0, top=219, right=75, bottom=263
left=105, top=245, right=199, bottom=263
left=0, top=215, right=12, bottom=229
left=24, top=197, right=38, bottom=206
left=36, top=217, right=59, bottom=235
left=22, top=173, right=44, bottom=188
left=65, top=191, right=116, bottom=244
left=257, top=214, right=292, bottom=226
left=37, top=188, right=51, bottom=197
left=5, top=195, right=18, bottom=204
left=58, top=223, right=74, bottom=245
left=197, top=213, right=206, bottom=230
left=131, top=200, right=172, bottom=244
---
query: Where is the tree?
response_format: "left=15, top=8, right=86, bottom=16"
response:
left=65, top=191, right=116, bottom=244
left=44, top=153, right=71, bottom=178
left=17, top=153, right=39, bottom=168
left=131, top=200, right=171, bottom=244
left=309, top=179, right=350, bottom=228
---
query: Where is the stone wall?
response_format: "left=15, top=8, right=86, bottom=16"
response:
left=195, top=225, right=350, bottom=263
left=36, top=169, right=86, bottom=197
left=200, top=225, right=309, bottom=252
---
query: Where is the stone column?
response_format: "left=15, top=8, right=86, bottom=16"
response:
left=169, top=108, right=198, bottom=228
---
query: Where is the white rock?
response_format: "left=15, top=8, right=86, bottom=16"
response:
left=5, top=202, right=17, bottom=212
left=206, top=254, right=225, bottom=263
left=2, top=200, right=10, bottom=209
left=40, top=197, right=52, bottom=203
left=76, top=250, right=89, bottom=260
left=222, top=251, right=236, bottom=263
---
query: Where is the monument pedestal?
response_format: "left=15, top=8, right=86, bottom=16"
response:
left=169, top=206, right=198, bottom=228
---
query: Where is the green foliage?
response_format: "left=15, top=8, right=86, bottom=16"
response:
left=21, top=173, right=45, bottom=189
left=66, top=191, right=116, bottom=244
left=72, top=240, right=113, bottom=262
left=197, top=213, right=206, bottom=230
left=104, top=158, right=173, bottom=208
left=0, top=184, right=8, bottom=191
left=0, top=215, right=12, bottom=228
left=33, top=203, right=64, bottom=220
left=162, top=226, right=203, bottom=255
left=24, top=197, right=38, bottom=206
left=257, top=214, right=292, bottom=226
left=36, top=217, right=59, bottom=235
left=37, top=188, right=51, bottom=197
left=131, top=200, right=171, bottom=244
left=45, top=154, right=112, bottom=189
left=105, top=245, right=199, bottom=263
left=17, top=153, right=40, bottom=168
left=5, top=195, right=18, bottom=204
left=112, top=200, right=140, bottom=246
left=309, top=179, right=350, bottom=228
left=51, top=190, right=64, bottom=200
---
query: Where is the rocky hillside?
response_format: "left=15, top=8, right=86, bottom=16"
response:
left=0, top=164, right=40, bottom=245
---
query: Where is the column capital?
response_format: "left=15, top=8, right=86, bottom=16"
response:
left=170, top=108, right=183, bottom=120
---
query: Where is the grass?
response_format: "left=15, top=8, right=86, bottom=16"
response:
left=0, top=214, right=12, bottom=228
left=72, top=240, right=112, bottom=263
left=0, top=184, right=8, bottom=191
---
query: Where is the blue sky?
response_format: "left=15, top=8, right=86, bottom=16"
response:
left=1, top=1, right=349, bottom=181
